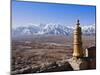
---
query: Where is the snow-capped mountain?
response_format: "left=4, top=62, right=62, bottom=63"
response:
left=12, top=24, right=95, bottom=36
left=82, top=25, right=95, bottom=35
left=12, top=25, right=40, bottom=35
left=38, top=24, right=73, bottom=35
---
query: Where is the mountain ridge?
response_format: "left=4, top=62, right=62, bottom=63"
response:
left=12, top=24, right=95, bottom=36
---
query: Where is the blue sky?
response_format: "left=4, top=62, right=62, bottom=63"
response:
left=12, top=0, right=96, bottom=28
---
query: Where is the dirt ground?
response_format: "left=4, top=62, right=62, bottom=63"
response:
left=11, top=35, right=95, bottom=73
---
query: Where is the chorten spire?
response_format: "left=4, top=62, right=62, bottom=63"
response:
left=73, top=19, right=83, bottom=57
left=77, top=19, right=80, bottom=25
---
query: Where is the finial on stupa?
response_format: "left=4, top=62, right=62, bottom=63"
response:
left=76, top=19, right=80, bottom=25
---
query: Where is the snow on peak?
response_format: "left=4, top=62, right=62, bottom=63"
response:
left=12, top=24, right=95, bottom=36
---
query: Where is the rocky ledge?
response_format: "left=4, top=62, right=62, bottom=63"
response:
left=11, top=60, right=73, bottom=75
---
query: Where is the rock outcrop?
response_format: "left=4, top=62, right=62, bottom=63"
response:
left=11, top=60, right=73, bottom=75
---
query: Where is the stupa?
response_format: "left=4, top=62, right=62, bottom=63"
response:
left=73, top=20, right=83, bottom=57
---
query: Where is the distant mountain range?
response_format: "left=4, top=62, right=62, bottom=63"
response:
left=12, top=24, right=95, bottom=36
